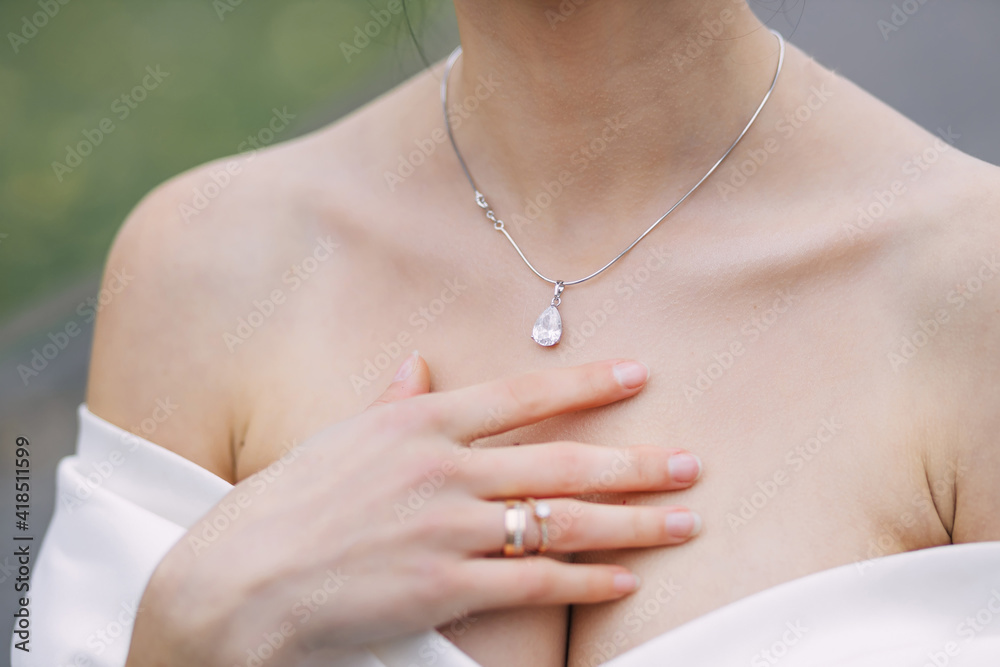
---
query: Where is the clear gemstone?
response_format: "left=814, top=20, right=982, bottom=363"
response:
left=535, top=502, right=551, bottom=519
left=531, top=305, right=562, bottom=347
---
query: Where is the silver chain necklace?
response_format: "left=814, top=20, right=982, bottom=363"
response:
left=441, top=29, right=786, bottom=347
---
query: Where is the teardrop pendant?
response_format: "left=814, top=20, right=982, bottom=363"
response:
left=532, top=305, right=562, bottom=347
left=531, top=282, right=565, bottom=347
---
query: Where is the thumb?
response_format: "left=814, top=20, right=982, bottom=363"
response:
left=366, top=351, right=430, bottom=410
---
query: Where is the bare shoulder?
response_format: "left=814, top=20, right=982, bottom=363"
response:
left=785, top=46, right=1000, bottom=382
left=85, top=66, right=439, bottom=481
left=774, top=47, right=1000, bottom=540
left=848, top=99, right=1000, bottom=541
left=86, top=151, right=279, bottom=481
left=904, top=154, right=1000, bottom=544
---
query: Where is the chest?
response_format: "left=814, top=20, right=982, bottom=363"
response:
left=238, top=239, right=941, bottom=527
left=234, top=237, right=950, bottom=659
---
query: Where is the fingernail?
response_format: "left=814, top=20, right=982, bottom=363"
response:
left=613, top=573, right=641, bottom=593
left=394, top=350, right=419, bottom=382
left=668, top=453, right=703, bottom=483
left=613, top=361, right=649, bottom=389
left=665, top=510, right=702, bottom=538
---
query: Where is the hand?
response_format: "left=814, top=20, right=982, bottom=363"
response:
left=125, top=354, right=703, bottom=666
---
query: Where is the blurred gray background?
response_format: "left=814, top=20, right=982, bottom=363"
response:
left=2, top=1, right=999, bottom=664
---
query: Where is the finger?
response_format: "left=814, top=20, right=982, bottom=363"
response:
left=457, top=558, right=640, bottom=610
left=524, top=499, right=701, bottom=552
left=463, top=443, right=703, bottom=498
left=366, top=351, right=430, bottom=410
left=461, top=499, right=701, bottom=555
left=418, top=359, right=649, bottom=442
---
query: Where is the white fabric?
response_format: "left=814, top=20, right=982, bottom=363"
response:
left=12, top=403, right=1000, bottom=666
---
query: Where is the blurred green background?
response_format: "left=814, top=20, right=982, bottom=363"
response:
left=0, top=0, right=457, bottom=324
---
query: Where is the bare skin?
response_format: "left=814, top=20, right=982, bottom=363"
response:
left=89, top=1, right=1000, bottom=665
left=123, top=358, right=705, bottom=666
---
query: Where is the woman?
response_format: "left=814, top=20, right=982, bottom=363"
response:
left=20, top=1, right=1000, bottom=666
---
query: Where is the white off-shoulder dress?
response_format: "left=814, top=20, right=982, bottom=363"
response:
left=12, top=404, right=1000, bottom=666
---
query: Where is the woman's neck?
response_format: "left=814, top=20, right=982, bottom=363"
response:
left=448, top=0, right=781, bottom=241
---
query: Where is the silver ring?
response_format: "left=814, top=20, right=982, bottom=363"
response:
left=526, top=498, right=551, bottom=554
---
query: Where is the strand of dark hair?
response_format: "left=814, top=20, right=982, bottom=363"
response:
left=402, top=0, right=433, bottom=70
